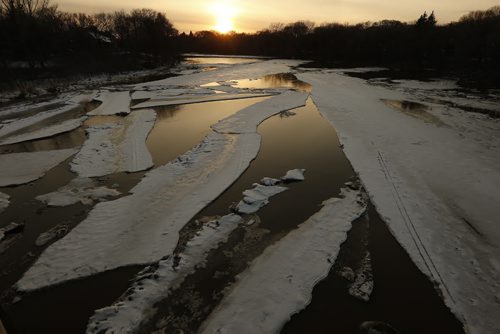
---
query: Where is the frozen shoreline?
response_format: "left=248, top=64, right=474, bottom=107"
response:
left=299, top=71, right=500, bottom=334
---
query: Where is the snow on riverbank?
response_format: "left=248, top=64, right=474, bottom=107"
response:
left=0, top=116, right=86, bottom=145
left=0, top=149, right=77, bottom=187
left=71, top=109, right=156, bottom=177
left=36, top=178, right=121, bottom=207
left=299, top=71, right=500, bottom=334
left=200, top=187, right=367, bottom=334
left=88, top=91, right=131, bottom=116
left=212, top=91, right=308, bottom=134
left=16, top=132, right=261, bottom=291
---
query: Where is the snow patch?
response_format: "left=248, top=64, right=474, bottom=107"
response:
left=200, top=188, right=367, bottom=334
left=36, top=178, right=121, bottom=207
left=71, top=109, right=156, bottom=177
left=0, top=149, right=77, bottom=187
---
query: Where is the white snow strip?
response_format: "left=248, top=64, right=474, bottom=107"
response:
left=131, top=88, right=215, bottom=100
left=0, top=116, right=87, bottom=145
left=282, top=168, right=306, bottom=181
left=36, top=178, right=121, bottom=207
left=16, top=132, right=261, bottom=291
left=236, top=184, right=287, bottom=214
left=212, top=91, right=308, bottom=134
left=0, top=149, right=77, bottom=187
left=88, top=91, right=131, bottom=116
left=86, top=214, right=243, bottom=334
left=130, top=93, right=272, bottom=110
left=0, top=103, right=80, bottom=139
left=136, top=59, right=304, bottom=89
left=71, top=110, right=156, bottom=177
left=0, top=192, right=9, bottom=213
left=200, top=188, right=367, bottom=334
left=299, top=71, right=500, bottom=334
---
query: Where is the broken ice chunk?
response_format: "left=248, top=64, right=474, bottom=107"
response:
left=260, top=177, right=281, bottom=186
left=35, top=224, right=69, bottom=247
left=282, top=168, right=306, bottom=182
left=0, top=192, right=10, bottom=213
left=348, top=251, right=374, bottom=302
left=36, top=177, right=121, bottom=207
left=0, top=222, right=24, bottom=241
left=236, top=184, right=287, bottom=214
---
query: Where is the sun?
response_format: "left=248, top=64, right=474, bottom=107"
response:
left=211, top=2, right=236, bottom=33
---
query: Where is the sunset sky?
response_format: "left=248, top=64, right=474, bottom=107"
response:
left=55, top=0, right=499, bottom=33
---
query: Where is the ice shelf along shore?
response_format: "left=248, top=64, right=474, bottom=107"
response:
left=298, top=71, right=500, bottom=334
left=200, top=187, right=367, bottom=334
left=0, top=149, right=77, bottom=187
left=71, top=109, right=156, bottom=177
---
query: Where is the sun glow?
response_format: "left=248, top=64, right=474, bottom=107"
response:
left=211, top=2, right=236, bottom=33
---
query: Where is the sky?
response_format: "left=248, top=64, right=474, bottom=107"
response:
left=55, top=0, right=499, bottom=33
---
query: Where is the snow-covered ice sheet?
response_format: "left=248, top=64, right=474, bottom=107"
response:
left=0, top=116, right=86, bottom=145
left=71, top=110, right=156, bottom=177
left=212, top=91, right=308, bottom=134
left=299, top=71, right=500, bottom=334
left=0, top=103, right=81, bottom=139
left=87, top=214, right=243, bottom=334
left=87, top=91, right=131, bottom=116
left=200, top=188, right=367, bottom=334
left=0, top=149, right=77, bottom=187
left=0, top=192, right=9, bottom=213
left=236, top=184, right=287, bottom=214
left=130, top=93, right=273, bottom=110
left=36, top=178, right=121, bottom=207
left=16, top=132, right=261, bottom=291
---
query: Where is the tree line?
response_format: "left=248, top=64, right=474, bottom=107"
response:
left=1, top=1, right=499, bottom=87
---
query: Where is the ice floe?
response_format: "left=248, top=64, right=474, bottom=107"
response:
left=0, top=116, right=87, bottom=145
left=212, top=91, right=308, bottom=134
left=86, top=214, right=243, bottom=334
left=200, top=187, right=367, bottom=334
left=0, top=103, right=82, bottom=140
left=130, top=92, right=273, bottom=109
left=71, top=109, right=156, bottom=177
left=131, top=88, right=215, bottom=100
left=88, top=91, right=131, bottom=116
left=0, top=192, right=9, bottom=213
left=35, top=224, right=69, bottom=247
left=0, top=149, right=77, bottom=187
left=16, top=132, right=261, bottom=291
left=36, top=178, right=121, bottom=207
left=235, top=184, right=287, bottom=214
left=282, top=168, right=306, bottom=182
left=260, top=177, right=281, bottom=186
left=0, top=222, right=23, bottom=241
left=299, top=71, right=500, bottom=334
